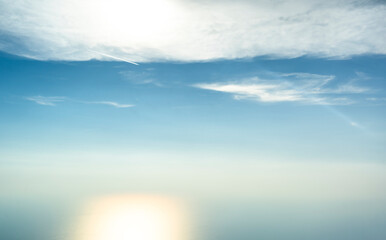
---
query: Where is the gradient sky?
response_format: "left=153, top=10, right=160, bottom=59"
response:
left=1, top=1, right=386, bottom=240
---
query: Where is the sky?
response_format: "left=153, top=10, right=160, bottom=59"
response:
left=0, top=0, right=386, bottom=240
left=1, top=52, right=385, bottom=165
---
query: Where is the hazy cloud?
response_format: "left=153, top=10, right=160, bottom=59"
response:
left=120, top=69, right=161, bottom=86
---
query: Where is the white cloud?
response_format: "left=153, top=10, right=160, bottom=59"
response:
left=0, top=0, right=385, bottom=62
left=25, top=96, right=65, bottom=106
left=194, top=73, right=370, bottom=105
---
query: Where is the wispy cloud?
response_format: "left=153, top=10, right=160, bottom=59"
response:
left=194, top=73, right=370, bottom=105
left=25, top=96, right=133, bottom=108
left=87, top=101, right=134, bottom=108
left=0, top=0, right=384, bottom=61
left=120, top=69, right=162, bottom=86
left=25, top=96, right=66, bottom=106
left=367, top=97, right=386, bottom=101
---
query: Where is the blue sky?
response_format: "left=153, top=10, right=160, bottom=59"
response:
left=1, top=51, right=386, bottom=166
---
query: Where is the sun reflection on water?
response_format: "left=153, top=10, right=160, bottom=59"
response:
left=73, top=195, right=190, bottom=240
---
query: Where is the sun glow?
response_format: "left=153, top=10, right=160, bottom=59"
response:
left=74, top=195, right=190, bottom=240
left=88, top=0, right=180, bottom=45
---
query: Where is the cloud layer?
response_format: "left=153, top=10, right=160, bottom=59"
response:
left=194, top=73, right=370, bottom=105
left=0, top=0, right=385, bottom=62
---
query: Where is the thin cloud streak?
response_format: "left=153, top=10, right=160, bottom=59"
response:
left=323, top=104, right=365, bottom=130
left=25, top=96, right=134, bottom=108
left=87, top=101, right=134, bottom=108
left=90, top=50, right=139, bottom=65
